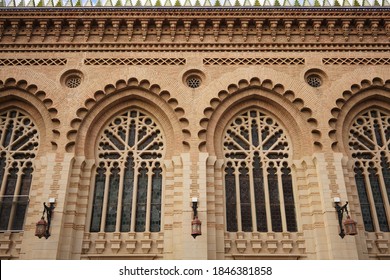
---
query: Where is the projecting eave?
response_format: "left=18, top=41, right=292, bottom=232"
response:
left=0, top=4, right=389, bottom=53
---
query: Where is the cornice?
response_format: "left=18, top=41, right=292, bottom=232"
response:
left=1, top=42, right=389, bottom=53
left=0, top=8, right=389, bottom=51
left=1, top=7, right=390, bottom=18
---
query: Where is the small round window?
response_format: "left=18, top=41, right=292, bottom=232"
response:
left=187, top=76, right=201, bottom=89
left=65, top=75, right=82, bottom=88
left=306, top=74, right=322, bottom=88
left=60, top=69, right=84, bottom=89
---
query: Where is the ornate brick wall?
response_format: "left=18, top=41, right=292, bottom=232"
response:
left=0, top=6, right=389, bottom=260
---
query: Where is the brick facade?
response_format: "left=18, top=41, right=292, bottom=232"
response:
left=0, top=6, right=389, bottom=260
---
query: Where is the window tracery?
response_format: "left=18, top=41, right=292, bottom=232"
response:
left=349, top=109, right=390, bottom=232
left=223, top=109, right=297, bottom=233
left=0, top=110, right=39, bottom=231
left=90, top=109, right=164, bottom=233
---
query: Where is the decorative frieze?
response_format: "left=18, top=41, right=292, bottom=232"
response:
left=203, top=57, right=305, bottom=66
left=322, top=57, right=390, bottom=65
left=224, top=232, right=306, bottom=256
left=84, top=57, right=186, bottom=66
left=0, top=9, right=389, bottom=47
left=0, top=58, right=67, bottom=66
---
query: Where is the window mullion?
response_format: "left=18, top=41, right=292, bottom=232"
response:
left=234, top=165, right=242, bottom=232
left=363, top=166, right=380, bottom=231
left=263, top=161, right=272, bottom=232
left=377, top=167, right=390, bottom=226
left=99, top=166, right=111, bottom=232
left=248, top=163, right=257, bottom=232
left=145, top=167, right=153, bottom=232
left=0, top=163, right=8, bottom=197
left=277, top=166, right=287, bottom=232
left=6, top=166, right=23, bottom=230
left=115, top=162, right=126, bottom=232
left=130, top=162, right=139, bottom=232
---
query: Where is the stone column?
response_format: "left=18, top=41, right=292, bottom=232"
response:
left=313, top=152, right=359, bottom=259
left=20, top=153, right=74, bottom=259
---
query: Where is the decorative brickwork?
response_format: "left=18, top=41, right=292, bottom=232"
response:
left=84, top=57, right=186, bottom=66
left=323, top=57, right=390, bottom=65
left=0, top=58, right=67, bottom=66
left=203, top=57, right=305, bottom=66
left=0, top=6, right=390, bottom=260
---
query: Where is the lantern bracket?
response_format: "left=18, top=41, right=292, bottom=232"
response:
left=192, top=197, right=198, bottom=219
left=36, top=201, right=55, bottom=239
left=191, top=197, right=201, bottom=239
left=43, top=202, right=55, bottom=238
left=335, top=201, right=348, bottom=238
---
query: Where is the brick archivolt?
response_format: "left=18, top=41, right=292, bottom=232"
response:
left=200, top=77, right=318, bottom=159
left=0, top=77, right=59, bottom=152
left=69, top=77, right=189, bottom=159
left=329, top=77, right=390, bottom=153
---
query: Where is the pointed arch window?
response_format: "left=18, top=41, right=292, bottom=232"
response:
left=223, top=109, right=297, bottom=233
left=90, top=109, right=164, bottom=233
left=0, top=110, right=39, bottom=231
left=349, top=109, right=390, bottom=232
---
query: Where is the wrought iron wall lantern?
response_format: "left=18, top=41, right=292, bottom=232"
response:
left=334, top=198, right=357, bottom=239
left=191, top=197, right=202, bottom=239
left=35, top=198, right=55, bottom=239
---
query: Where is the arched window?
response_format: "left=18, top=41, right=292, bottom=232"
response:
left=223, top=109, right=297, bottom=233
left=0, top=110, right=39, bottom=231
left=349, top=109, right=390, bottom=232
left=90, top=109, right=164, bottom=233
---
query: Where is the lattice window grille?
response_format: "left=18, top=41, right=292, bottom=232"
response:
left=223, top=109, right=297, bottom=233
left=90, top=109, right=165, bottom=233
left=349, top=109, right=390, bottom=232
left=0, top=110, right=39, bottom=231
left=84, top=58, right=186, bottom=66
left=322, top=58, right=390, bottom=65
left=203, top=57, right=305, bottom=66
left=0, top=58, right=67, bottom=66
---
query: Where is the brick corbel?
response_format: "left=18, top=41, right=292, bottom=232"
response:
left=25, top=20, right=34, bottom=42
left=141, top=232, right=152, bottom=253
left=95, top=232, right=106, bottom=254
left=370, top=20, right=380, bottom=42
left=110, top=232, right=122, bottom=254
left=82, top=233, right=91, bottom=254
left=365, top=233, right=374, bottom=253
left=250, top=232, right=262, bottom=253
left=266, top=233, right=278, bottom=253
left=235, top=232, right=247, bottom=253
left=375, top=233, right=389, bottom=254
left=0, top=232, right=12, bottom=255
left=157, top=233, right=164, bottom=254
left=14, top=233, right=23, bottom=254
left=125, top=233, right=137, bottom=253
left=281, top=233, right=293, bottom=253
left=297, top=232, right=306, bottom=254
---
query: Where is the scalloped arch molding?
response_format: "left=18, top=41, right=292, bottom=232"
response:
left=67, top=77, right=190, bottom=153
left=0, top=77, right=60, bottom=151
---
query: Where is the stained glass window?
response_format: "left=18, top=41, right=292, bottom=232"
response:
left=349, top=109, right=390, bottom=232
left=223, top=109, right=297, bottom=232
left=90, top=109, right=164, bottom=233
left=0, top=110, right=39, bottom=231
